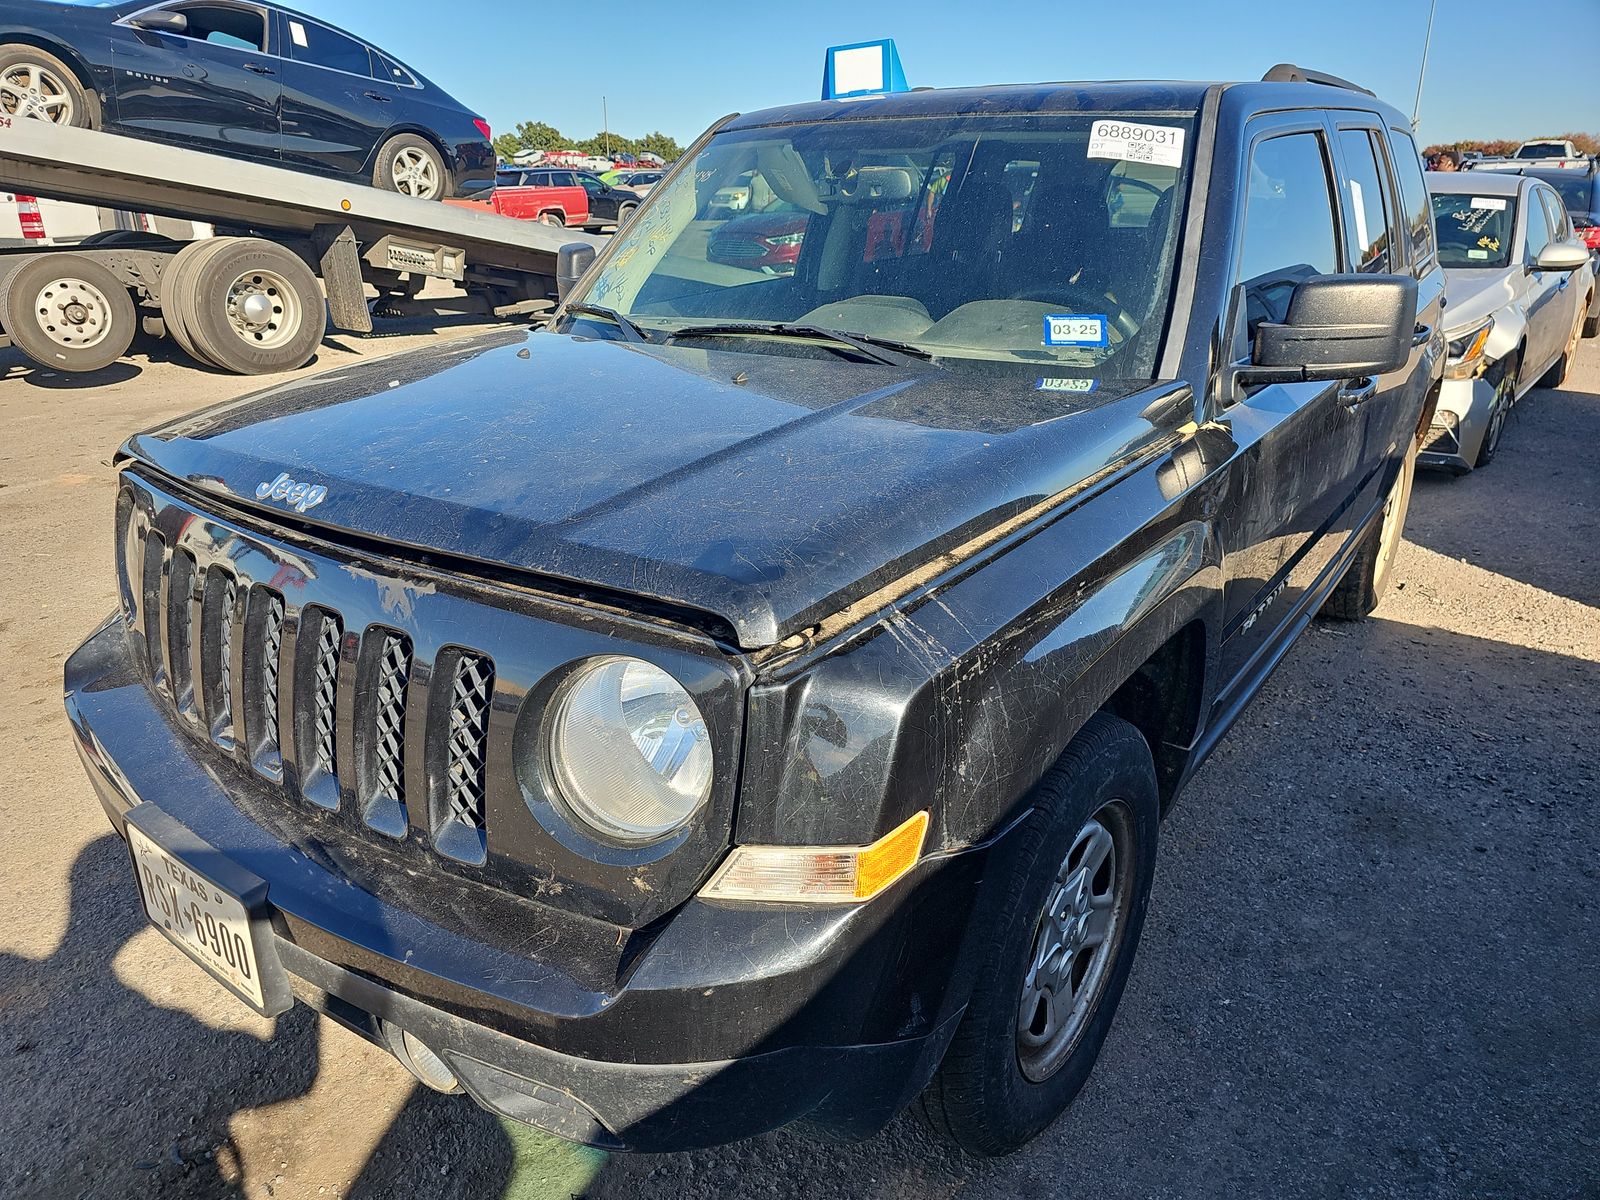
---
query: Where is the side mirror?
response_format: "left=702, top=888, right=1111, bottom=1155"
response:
left=1245, top=274, right=1418, bottom=384
left=129, top=10, right=189, bottom=33
left=556, top=242, right=597, bottom=302
left=1534, top=239, right=1592, bottom=273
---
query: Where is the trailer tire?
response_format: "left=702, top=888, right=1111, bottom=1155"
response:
left=0, top=252, right=135, bottom=371
left=158, top=239, right=229, bottom=369
left=373, top=134, right=448, bottom=201
left=0, top=44, right=96, bottom=129
left=180, top=238, right=325, bottom=375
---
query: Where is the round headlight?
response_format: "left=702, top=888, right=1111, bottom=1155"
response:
left=543, top=657, right=713, bottom=844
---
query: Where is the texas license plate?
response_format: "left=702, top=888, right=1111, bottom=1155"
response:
left=127, top=817, right=273, bottom=1012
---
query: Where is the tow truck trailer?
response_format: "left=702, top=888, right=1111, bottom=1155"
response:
left=0, top=121, right=602, bottom=375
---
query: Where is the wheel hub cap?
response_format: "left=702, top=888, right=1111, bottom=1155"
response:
left=239, top=292, right=273, bottom=325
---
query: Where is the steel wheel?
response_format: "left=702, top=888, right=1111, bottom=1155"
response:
left=30, top=274, right=116, bottom=352
left=1016, top=800, right=1134, bottom=1083
left=223, top=268, right=301, bottom=350
left=0, top=59, right=75, bottom=124
left=390, top=147, right=442, bottom=199
left=0, top=254, right=136, bottom=372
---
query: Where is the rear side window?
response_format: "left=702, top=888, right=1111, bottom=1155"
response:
left=371, top=51, right=418, bottom=88
left=1385, top=128, right=1434, bottom=267
left=1237, top=131, right=1340, bottom=329
left=553, top=171, right=578, bottom=188
left=527, top=172, right=551, bottom=187
left=1337, top=129, right=1395, bottom=273
left=287, top=18, right=372, bottom=77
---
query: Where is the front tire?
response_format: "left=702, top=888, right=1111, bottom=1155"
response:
left=1475, top=354, right=1518, bottom=469
left=918, top=713, right=1159, bottom=1157
left=1322, top=441, right=1416, bottom=620
left=0, top=44, right=95, bottom=128
left=0, top=253, right=135, bottom=371
left=373, top=134, right=448, bottom=201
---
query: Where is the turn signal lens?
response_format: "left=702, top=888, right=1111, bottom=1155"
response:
left=701, top=811, right=930, bottom=905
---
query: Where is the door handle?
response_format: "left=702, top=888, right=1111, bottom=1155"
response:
left=1412, top=323, right=1432, bottom=347
left=362, top=90, right=392, bottom=102
left=242, top=62, right=274, bottom=75
left=1339, top=377, right=1378, bottom=412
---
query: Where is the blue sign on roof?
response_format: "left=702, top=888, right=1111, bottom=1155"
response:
left=822, top=39, right=909, bottom=101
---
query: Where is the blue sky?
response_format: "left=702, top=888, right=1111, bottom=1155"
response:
left=312, top=0, right=1598, bottom=148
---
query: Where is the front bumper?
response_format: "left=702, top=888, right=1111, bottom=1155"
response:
left=65, top=618, right=997, bottom=1151
left=1418, top=375, right=1496, bottom=471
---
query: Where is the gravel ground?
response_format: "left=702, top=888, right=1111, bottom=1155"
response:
left=1, top=325, right=1595, bottom=1200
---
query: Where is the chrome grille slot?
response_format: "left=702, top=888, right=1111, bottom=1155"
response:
left=167, top=548, right=198, bottom=722
left=140, top=529, right=167, bottom=693
left=356, top=628, right=412, bottom=839
left=243, top=586, right=285, bottom=776
left=201, top=567, right=238, bottom=748
left=430, top=649, right=494, bottom=864
left=295, top=607, right=343, bottom=810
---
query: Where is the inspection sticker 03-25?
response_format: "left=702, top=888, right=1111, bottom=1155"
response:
left=1044, top=314, right=1108, bottom=347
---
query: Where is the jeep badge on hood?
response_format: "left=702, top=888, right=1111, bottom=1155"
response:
left=255, top=472, right=327, bottom=513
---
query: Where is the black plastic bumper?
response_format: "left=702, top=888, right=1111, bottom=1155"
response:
left=65, top=618, right=999, bottom=1151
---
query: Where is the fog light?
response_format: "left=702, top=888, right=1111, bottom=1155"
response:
left=398, top=1030, right=460, bottom=1094
left=700, top=811, right=929, bottom=904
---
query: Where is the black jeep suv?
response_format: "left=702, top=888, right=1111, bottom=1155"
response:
left=66, top=66, right=1443, bottom=1155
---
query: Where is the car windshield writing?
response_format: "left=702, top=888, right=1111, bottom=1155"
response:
left=573, top=113, right=1196, bottom=374
left=1431, top=193, right=1514, bottom=268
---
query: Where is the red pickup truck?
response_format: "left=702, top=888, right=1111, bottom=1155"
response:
left=448, top=168, right=589, bottom=227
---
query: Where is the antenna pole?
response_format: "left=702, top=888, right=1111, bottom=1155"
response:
left=1412, top=0, right=1437, bottom=130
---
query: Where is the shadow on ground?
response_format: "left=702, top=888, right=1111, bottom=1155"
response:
left=1407, top=380, right=1599, bottom=607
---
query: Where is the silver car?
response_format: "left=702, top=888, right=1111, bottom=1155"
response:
left=1422, top=172, right=1595, bottom=472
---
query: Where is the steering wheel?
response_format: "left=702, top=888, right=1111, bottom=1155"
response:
left=1112, top=175, right=1164, bottom=200
left=1011, top=284, right=1141, bottom=342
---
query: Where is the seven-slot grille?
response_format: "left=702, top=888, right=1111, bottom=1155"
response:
left=131, top=525, right=496, bottom=864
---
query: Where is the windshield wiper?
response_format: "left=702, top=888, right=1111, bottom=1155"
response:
left=563, top=302, right=648, bottom=343
left=665, top=321, right=934, bottom=366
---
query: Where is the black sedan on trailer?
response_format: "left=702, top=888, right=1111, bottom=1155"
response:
left=0, top=0, right=493, bottom=199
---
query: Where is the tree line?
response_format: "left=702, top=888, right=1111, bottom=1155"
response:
left=1423, top=131, right=1598, bottom=158
left=492, top=121, right=685, bottom=163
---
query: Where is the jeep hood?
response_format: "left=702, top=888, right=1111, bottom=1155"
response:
left=124, top=329, right=1185, bottom=649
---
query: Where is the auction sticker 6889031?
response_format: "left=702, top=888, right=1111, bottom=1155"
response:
left=1087, top=120, right=1185, bottom=168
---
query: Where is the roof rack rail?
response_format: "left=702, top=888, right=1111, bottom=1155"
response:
left=1261, top=63, right=1376, bottom=98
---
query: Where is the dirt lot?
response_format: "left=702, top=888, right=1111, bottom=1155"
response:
left=2, top=323, right=1596, bottom=1200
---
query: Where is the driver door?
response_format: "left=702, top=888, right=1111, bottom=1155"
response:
left=111, top=1, right=280, bottom=161
left=1212, top=117, right=1369, bottom=689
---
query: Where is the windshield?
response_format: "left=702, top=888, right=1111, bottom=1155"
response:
left=1517, top=143, right=1569, bottom=159
left=1431, top=192, right=1515, bottom=268
left=567, top=112, right=1196, bottom=376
